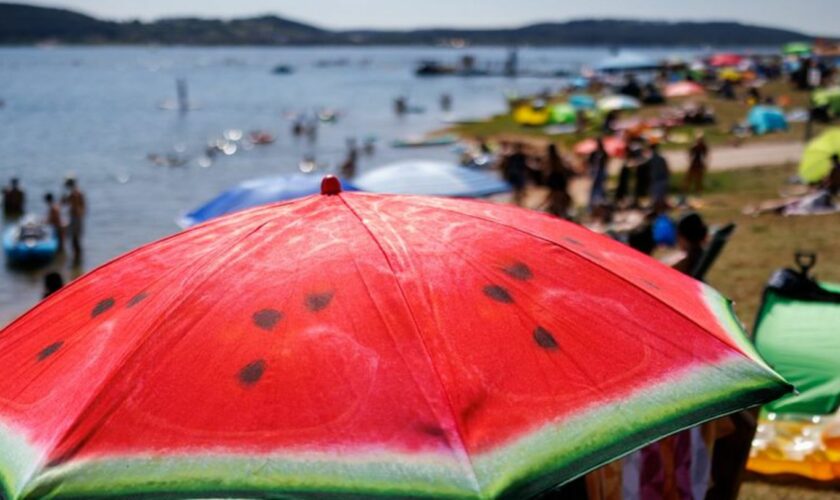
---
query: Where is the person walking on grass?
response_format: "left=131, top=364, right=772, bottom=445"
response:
left=647, top=142, right=671, bottom=208
left=685, top=132, right=709, bottom=195
left=587, top=137, right=609, bottom=211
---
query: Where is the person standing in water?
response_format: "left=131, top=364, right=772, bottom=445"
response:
left=685, top=132, right=709, bottom=195
left=43, top=272, right=64, bottom=299
left=394, top=96, right=408, bottom=115
left=2, top=177, right=25, bottom=218
left=339, top=149, right=358, bottom=179
left=440, top=93, right=452, bottom=112
left=176, top=78, right=189, bottom=113
left=62, top=177, right=85, bottom=264
left=44, top=192, right=64, bottom=253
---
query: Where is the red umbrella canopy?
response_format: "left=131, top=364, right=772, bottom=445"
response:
left=574, top=136, right=627, bottom=158
left=709, top=53, right=744, bottom=68
left=664, top=81, right=707, bottom=98
left=0, top=177, right=788, bottom=499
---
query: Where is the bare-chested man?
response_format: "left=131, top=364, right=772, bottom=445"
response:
left=44, top=192, right=64, bottom=253
left=62, top=177, right=85, bottom=264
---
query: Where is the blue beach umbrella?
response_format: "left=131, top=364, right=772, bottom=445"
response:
left=178, top=173, right=357, bottom=227
left=747, top=106, right=788, bottom=135
left=354, top=160, right=511, bottom=198
left=569, top=76, right=590, bottom=89
left=568, top=94, right=596, bottom=110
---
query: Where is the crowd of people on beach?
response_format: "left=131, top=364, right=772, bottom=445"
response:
left=496, top=131, right=707, bottom=210
left=492, top=132, right=723, bottom=283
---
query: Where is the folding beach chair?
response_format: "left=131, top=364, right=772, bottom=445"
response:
left=691, top=223, right=736, bottom=282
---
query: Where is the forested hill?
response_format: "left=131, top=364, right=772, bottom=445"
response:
left=0, top=3, right=814, bottom=46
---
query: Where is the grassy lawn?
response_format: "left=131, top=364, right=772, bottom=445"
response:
left=446, top=80, right=833, bottom=151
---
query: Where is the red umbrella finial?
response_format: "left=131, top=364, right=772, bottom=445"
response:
left=320, top=175, right=342, bottom=195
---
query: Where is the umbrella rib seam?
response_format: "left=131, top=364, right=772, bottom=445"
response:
left=337, top=195, right=484, bottom=496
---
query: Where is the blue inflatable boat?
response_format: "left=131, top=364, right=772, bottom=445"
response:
left=3, top=218, right=59, bottom=267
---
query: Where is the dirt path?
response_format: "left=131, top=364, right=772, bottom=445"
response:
left=662, top=141, right=804, bottom=172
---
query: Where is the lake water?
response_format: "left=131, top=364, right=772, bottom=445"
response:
left=0, top=45, right=713, bottom=323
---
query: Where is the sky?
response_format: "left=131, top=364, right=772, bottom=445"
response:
left=22, top=0, right=840, bottom=35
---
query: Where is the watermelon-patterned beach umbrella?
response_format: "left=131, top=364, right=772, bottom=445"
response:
left=0, top=177, right=789, bottom=499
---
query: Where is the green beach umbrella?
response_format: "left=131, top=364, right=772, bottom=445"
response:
left=549, top=103, right=576, bottom=125
left=799, top=128, right=840, bottom=183
left=813, top=87, right=840, bottom=116
left=783, top=42, right=813, bottom=56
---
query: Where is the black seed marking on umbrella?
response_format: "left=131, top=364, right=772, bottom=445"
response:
left=533, top=327, right=559, bottom=350
left=564, top=237, right=583, bottom=246
left=126, top=292, right=148, bottom=308
left=417, top=423, right=447, bottom=440
left=503, top=262, right=533, bottom=281
left=238, top=360, right=266, bottom=386
left=461, top=392, right=487, bottom=425
left=252, top=309, right=283, bottom=331
left=91, top=298, right=115, bottom=318
left=306, top=292, right=334, bottom=312
left=37, top=341, right=64, bottom=362
left=483, top=285, right=513, bottom=303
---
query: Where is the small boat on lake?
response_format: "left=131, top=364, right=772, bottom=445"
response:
left=3, top=217, right=59, bottom=267
left=391, top=134, right=458, bottom=148
left=272, top=65, right=294, bottom=75
left=248, top=131, right=275, bottom=145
